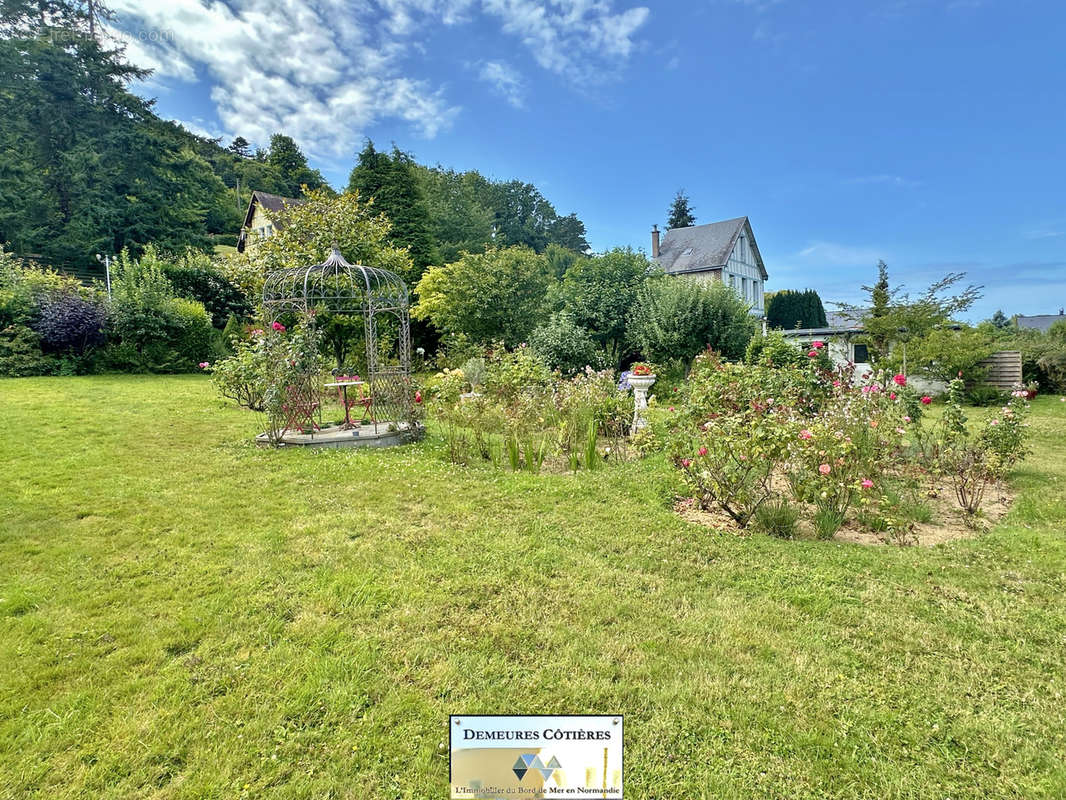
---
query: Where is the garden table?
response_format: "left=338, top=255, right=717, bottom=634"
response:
left=324, top=380, right=366, bottom=429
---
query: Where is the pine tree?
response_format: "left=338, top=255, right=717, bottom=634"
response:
left=867, top=260, right=892, bottom=360
left=228, top=136, right=251, bottom=158
left=990, top=309, right=1011, bottom=329
left=667, top=190, right=696, bottom=229
left=266, top=134, right=327, bottom=197
left=346, top=142, right=440, bottom=285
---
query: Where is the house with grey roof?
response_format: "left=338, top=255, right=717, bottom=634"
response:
left=1015, top=311, right=1065, bottom=333
left=236, top=191, right=305, bottom=253
left=650, top=216, right=768, bottom=315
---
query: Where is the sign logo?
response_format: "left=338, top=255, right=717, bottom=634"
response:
left=513, top=753, right=562, bottom=781
left=450, top=715, right=623, bottom=798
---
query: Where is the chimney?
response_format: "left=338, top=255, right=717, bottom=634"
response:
left=651, top=224, right=660, bottom=258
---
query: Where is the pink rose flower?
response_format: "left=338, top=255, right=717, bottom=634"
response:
left=861, top=479, right=874, bottom=489
left=819, top=463, right=831, bottom=475
left=799, top=429, right=813, bottom=440
left=271, top=321, right=286, bottom=332
left=681, top=458, right=692, bottom=468
left=889, top=392, right=896, bottom=400
left=903, top=415, right=911, bottom=423
left=198, top=361, right=209, bottom=369
left=812, top=340, right=824, bottom=349
left=698, top=446, right=708, bottom=456
left=807, top=350, right=818, bottom=358
left=920, top=395, right=932, bottom=405
left=893, top=374, right=907, bottom=386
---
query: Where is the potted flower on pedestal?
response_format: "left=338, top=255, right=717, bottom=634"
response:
left=627, top=363, right=656, bottom=432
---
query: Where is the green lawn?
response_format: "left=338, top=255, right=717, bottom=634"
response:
left=2, top=376, right=1065, bottom=799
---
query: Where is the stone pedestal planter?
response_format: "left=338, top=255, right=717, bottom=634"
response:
left=628, top=373, right=656, bottom=433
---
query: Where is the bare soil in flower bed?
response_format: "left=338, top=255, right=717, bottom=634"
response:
left=676, top=478, right=1016, bottom=546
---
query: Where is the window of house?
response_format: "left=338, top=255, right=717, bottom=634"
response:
left=852, top=343, right=870, bottom=363
left=741, top=277, right=748, bottom=299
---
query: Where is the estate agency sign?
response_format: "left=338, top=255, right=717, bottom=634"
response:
left=450, top=715, right=623, bottom=798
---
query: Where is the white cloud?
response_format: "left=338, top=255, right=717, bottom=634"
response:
left=478, top=60, right=526, bottom=108
left=479, top=0, right=649, bottom=83
left=798, top=241, right=887, bottom=266
left=845, top=174, right=921, bottom=188
left=1023, top=229, right=1064, bottom=240
left=106, top=0, right=649, bottom=161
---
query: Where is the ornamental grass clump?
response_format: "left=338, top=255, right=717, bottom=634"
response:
left=754, top=500, right=801, bottom=539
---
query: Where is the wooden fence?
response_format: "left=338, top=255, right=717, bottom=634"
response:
left=978, top=351, right=1023, bottom=391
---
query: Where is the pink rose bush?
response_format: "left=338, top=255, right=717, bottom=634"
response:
left=666, top=344, right=940, bottom=539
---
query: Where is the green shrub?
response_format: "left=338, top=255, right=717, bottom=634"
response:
left=965, top=384, right=1008, bottom=407
left=161, top=250, right=252, bottom=327
left=754, top=500, right=800, bottom=539
left=628, top=274, right=755, bottom=365
left=0, top=325, right=57, bottom=376
left=906, top=326, right=996, bottom=383
left=165, top=297, right=215, bottom=367
left=745, top=330, right=807, bottom=368
left=106, top=246, right=214, bottom=372
left=528, top=311, right=603, bottom=376
left=485, top=345, right=553, bottom=401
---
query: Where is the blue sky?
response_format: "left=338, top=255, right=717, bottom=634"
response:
left=110, top=0, right=1065, bottom=320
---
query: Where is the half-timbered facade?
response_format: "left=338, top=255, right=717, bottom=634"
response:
left=650, top=216, right=768, bottom=315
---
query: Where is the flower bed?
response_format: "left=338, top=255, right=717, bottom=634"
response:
left=662, top=349, right=1030, bottom=545
left=427, top=346, right=635, bottom=472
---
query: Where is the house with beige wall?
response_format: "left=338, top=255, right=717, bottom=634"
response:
left=236, top=191, right=304, bottom=253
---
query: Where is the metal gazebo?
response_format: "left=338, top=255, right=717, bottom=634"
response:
left=262, top=246, right=414, bottom=428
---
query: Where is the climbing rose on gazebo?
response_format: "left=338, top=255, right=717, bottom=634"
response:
left=271, top=321, right=286, bottom=332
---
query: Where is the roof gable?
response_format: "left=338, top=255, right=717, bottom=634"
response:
left=237, top=191, right=305, bottom=252
left=655, top=216, right=768, bottom=279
